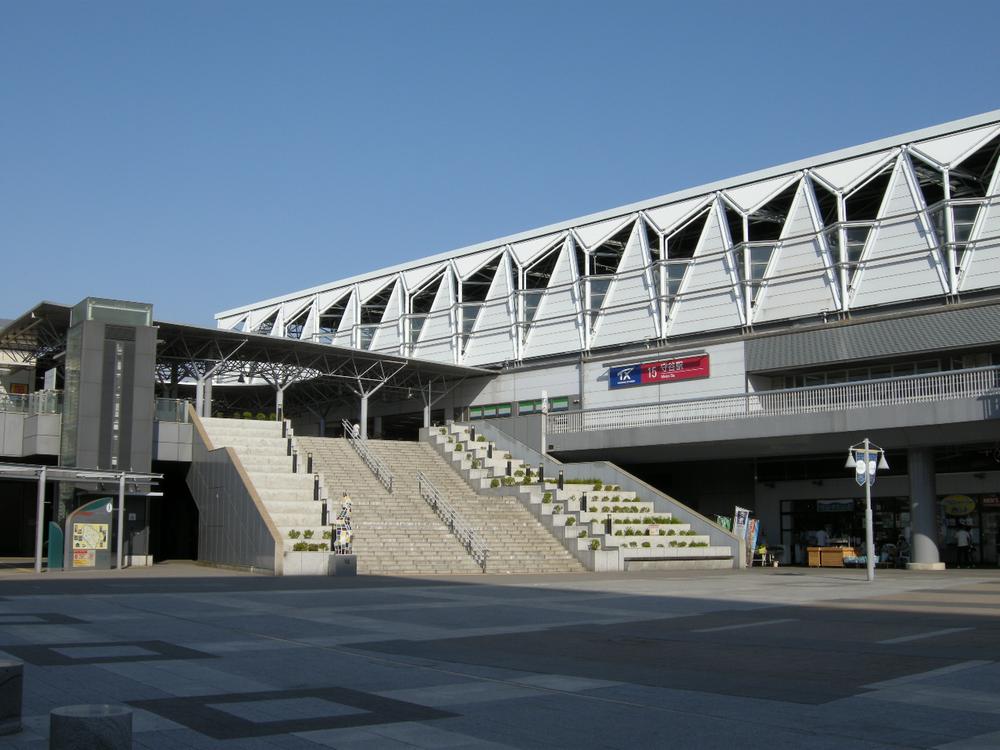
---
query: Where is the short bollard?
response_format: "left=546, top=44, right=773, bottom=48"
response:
left=0, top=660, right=23, bottom=736
left=50, top=705, right=132, bottom=749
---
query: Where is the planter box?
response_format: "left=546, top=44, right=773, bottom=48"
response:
left=283, top=551, right=334, bottom=576
left=580, top=548, right=623, bottom=572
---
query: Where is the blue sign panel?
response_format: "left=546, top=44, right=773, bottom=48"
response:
left=609, top=364, right=641, bottom=389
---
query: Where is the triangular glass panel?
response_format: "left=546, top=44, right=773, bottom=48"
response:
left=407, top=273, right=444, bottom=347
left=318, top=294, right=350, bottom=337
left=659, top=208, right=709, bottom=319
left=231, top=317, right=247, bottom=332
left=460, top=256, right=501, bottom=354
left=253, top=310, right=278, bottom=336
left=948, top=135, right=1000, bottom=199
left=284, top=306, right=310, bottom=339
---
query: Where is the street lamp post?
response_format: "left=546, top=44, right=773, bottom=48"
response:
left=844, top=438, right=889, bottom=583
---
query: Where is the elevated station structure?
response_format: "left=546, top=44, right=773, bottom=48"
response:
left=222, top=110, right=1000, bottom=570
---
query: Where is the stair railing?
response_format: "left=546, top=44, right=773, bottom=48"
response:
left=417, top=471, right=489, bottom=572
left=341, top=419, right=394, bottom=493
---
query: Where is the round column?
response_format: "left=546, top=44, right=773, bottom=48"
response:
left=907, top=447, right=945, bottom=570
left=0, top=660, right=23, bottom=736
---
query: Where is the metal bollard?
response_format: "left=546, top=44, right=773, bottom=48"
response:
left=321, top=503, right=328, bottom=526
left=292, top=451, right=298, bottom=473
left=0, top=660, right=23, bottom=736
left=506, top=461, right=512, bottom=476
left=307, top=452, right=313, bottom=474
left=287, top=437, right=292, bottom=456
left=282, top=419, right=287, bottom=438
left=605, top=515, right=613, bottom=535
left=50, top=705, right=132, bottom=749
left=313, top=474, right=320, bottom=503
left=558, top=470, right=564, bottom=490
left=580, top=493, right=587, bottom=512
left=487, top=443, right=493, bottom=459
left=538, top=464, right=544, bottom=485
left=469, top=426, right=476, bottom=441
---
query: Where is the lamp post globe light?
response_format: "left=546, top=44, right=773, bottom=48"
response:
left=844, top=438, right=890, bottom=582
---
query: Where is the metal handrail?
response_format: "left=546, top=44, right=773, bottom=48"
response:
left=341, top=418, right=394, bottom=493
left=417, top=471, right=489, bottom=571
left=549, top=364, right=1000, bottom=435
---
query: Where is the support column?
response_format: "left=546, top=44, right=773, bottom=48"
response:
left=33, top=468, right=46, bottom=574
left=359, top=394, right=369, bottom=440
left=195, top=377, right=206, bottom=418
left=275, top=386, right=285, bottom=421
left=907, top=447, right=944, bottom=570
left=116, top=472, right=126, bottom=570
left=202, top=381, right=213, bottom=417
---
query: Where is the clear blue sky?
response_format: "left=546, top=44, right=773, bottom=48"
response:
left=3, top=1, right=999, bottom=325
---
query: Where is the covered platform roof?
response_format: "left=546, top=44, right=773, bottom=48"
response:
left=0, top=301, right=493, bottom=413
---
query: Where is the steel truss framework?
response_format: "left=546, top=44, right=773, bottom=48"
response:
left=220, top=111, right=1000, bottom=368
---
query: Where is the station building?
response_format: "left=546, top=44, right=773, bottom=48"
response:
left=1, top=110, right=998, bottom=573
left=219, top=109, right=1000, bottom=570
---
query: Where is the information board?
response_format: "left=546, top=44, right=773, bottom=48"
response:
left=609, top=354, right=710, bottom=389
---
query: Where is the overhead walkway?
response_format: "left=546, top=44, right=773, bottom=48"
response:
left=547, top=365, right=1000, bottom=462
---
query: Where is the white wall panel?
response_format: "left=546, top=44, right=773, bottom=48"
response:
left=812, top=150, right=894, bottom=191
left=523, top=240, right=584, bottom=359
left=584, top=340, right=746, bottom=409
left=668, top=203, right=744, bottom=337
left=332, top=289, right=358, bottom=348
left=464, top=253, right=517, bottom=365
left=724, top=174, right=799, bottom=212
left=413, top=267, right=456, bottom=362
left=455, top=249, right=501, bottom=279
left=369, top=279, right=404, bottom=354
left=459, top=364, right=579, bottom=407
left=218, top=313, right=247, bottom=330
left=754, top=181, right=838, bottom=323
left=961, top=161, right=1000, bottom=292
left=591, top=222, right=659, bottom=349
left=644, top=197, right=711, bottom=234
left=511, top=233, right=562, bottom=265
left=852, top=159, right=946, bottom=308
left=911, top=125, right=1000, bottom=167
left=247, top=305, right=280, bottom=333
left=403, top=264, right=441, bottom=292
left=574, top=214, right=635, bottom=249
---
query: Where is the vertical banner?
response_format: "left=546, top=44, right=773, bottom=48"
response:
left=715, top=515, right=733, bottom=531
left=733, top=506, right=750, bottom=543
left=746, top=518, right=760, bottom=567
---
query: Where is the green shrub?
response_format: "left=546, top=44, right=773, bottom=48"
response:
left=454, top=443, right=463, bottom=451
left=322, top=530, right=332, bottom=540
left=643, top=517, right=653, bottom=524
left=601, top=505, right=610, bottom=513
left=624, top=528, right=634, bottom=537
left=629, top=542, right=638, bottom=548
left=542, top=491, right=552, bottom=502
left=306, top=543, right=320, bottom=552
left=447, top=436, right=454, bottom=443
left=677, top=541, right=688, bottom=547
left=502, top=477, right=515, bottom=486
left=490, top=478, right=500, bottom=488
left=656, top=543, right=664, bottom=548
left=439, top=427, right=447, bottom=434
left=667, top=529, right=676, bottom=536
left=288, top=530, right=302, bottom=539
left=504, top=453, right=512, bottom=459
left=578, top=529, right=587, bottom=538
left=669, top=541, right=678, bottom=547
left=318, top=542, right=330, bottom=551
left=471, top=458, right=481, bottom=469
left=589, top=539, right=600, bottom=550
left=658, top=529, right=666, bottom=536
left=514, top=469, right=524, bottom=477
left=242, top=411, right=253, bottom=420
left=476, top=435, right=486, bottom=442
left=614, top=530, right=623, bottom=536
left=611, top=496, right=620, bottom=503
left=554, top=505, right=562, bottom=514
left=690, top=542, right=709, bottom=548
left=303, top=529, right=314, bottom=539
left=292, top=541, right=309, bottom=551
left=256, top=412, right=267, bottom=420
left=592, top=481, right=603, bottom=490
left=589, top=506, right=598, bottom=513
left=565, top=516, right=575, bottom=526
left=642, top=542, right=651, bottom=548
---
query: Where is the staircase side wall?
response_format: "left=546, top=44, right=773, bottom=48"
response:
left=187, top=411, right=284, bottom=574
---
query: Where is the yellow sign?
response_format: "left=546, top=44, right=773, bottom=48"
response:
left=942, top=495, right=976, bottom=516
left=72, top=523, right=109, bottom=550
left=72, top=549, right=96, bottom=567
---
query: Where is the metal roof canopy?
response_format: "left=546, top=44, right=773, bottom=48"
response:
left=0, top=461, right=163, bottom=574
left=0, top=302, right=493, bottom=411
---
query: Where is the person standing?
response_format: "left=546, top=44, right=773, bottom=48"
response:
left=955, top=527, right=973, bottom=568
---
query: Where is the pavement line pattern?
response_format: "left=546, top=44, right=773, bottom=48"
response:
left=863, top=660, right=992, bottom=689
left=877, top=627, right=974, bottom=644
left=691, top=617, right=796, bottom=633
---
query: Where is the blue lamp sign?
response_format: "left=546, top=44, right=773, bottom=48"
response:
left=853, top=450, right=879, bottom=487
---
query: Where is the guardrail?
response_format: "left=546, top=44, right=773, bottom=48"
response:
left=417, top=471, right=489, bottom=571
left=0, top=390, right=63, bottom=415
left=549, top=365, right=1000, bottom=435
left=154, top=398, right=191, bottom=423
left=341, top=418, right=394, bottom=492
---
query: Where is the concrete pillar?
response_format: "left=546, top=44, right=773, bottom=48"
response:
left=0, top=660, right=22, bottom=736
left=34, top=468, right=46, bottom=574
left=275, top=387, right=285, bottom=421
left=423, top=403, right=431, bottom=428
left=194, top=377, right=206, bottom=417
left=203, top=380, right=213, bottom=417
left=50, top=705, right=132, bottom=749
left=359, top=394, right=369, bottom=440
left=907, top=447, right=945, bottom=570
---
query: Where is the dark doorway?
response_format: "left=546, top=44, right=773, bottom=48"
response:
left=149, top=461, right=199, bottom=561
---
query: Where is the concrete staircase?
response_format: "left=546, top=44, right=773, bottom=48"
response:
left=199, top=418, right=327, bottom=552
left=295, top=437, right=483, bottom=576
left=367, top=440, right=583, bottom=575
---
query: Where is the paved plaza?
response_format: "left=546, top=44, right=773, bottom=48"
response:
left=1, top=563, right=999, bottom=749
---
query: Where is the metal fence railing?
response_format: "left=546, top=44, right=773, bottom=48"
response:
left=341, top=418, right=394, bottom=492
left=549, top=365, right=1000, bottom=435
left=154, top=398, right=191, bottom=423
left=417, top=471, right=489, bottom=571
left=0, top=390, right=63, bottom=415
